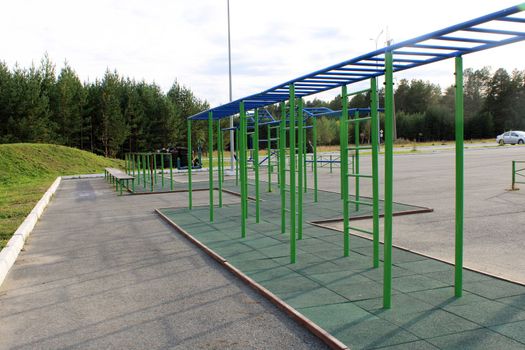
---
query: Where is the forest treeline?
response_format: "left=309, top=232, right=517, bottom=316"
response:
left=0, top=56, right=209, bottom=157
left=307, top=67, right=525, bottom=144
left=1, top=56, right=524, bottom=156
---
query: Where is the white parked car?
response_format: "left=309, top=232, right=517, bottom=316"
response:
left=496, top=131, right=525, bottom=145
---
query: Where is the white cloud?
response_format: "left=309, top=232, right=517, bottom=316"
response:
left=1, top=0, right=524, bottom=107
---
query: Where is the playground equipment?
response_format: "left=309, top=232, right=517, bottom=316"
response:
left=125, top=152, right=175, bottom=192
left=185, top=4, right=525, bottom=309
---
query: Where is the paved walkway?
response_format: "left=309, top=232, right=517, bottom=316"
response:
left=0, top=178, right=328, bottom=350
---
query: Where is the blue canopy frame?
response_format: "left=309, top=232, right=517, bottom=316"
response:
left=188, top=3, right=525, bottom=120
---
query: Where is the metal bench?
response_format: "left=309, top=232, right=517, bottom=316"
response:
left=104, top=168, right=135, bottom=195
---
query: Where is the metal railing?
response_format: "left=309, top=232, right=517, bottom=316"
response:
left=512, top=160, right=525, bottom=190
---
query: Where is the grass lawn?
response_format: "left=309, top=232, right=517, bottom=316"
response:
left=0, top=143, right=124, bottom=248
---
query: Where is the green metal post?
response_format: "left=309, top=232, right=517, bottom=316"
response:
left=313, top=116, right=318, bottom=202
left=132, top=153, right=135, bottom=178
left=218, top=121, right=223, bottom=207
left=280, top=103, right=286, bottom=234
left=371, top=78, right=380, bottom=268
left=268, top=123, right=272, bottom=192
left=383, top=51, right=394, bottom=309
left=297, top=98, right=304, bottom=240
left=355, top=111, right=360, bottom=211
left=235, top=130, right=239, bottom=186
left=208, top=111, right=214, bottom=222
left=161, top=153, right=165, bottom=189
left=254, top=109, right=260, bottom=222
left=188, top=120, right=193, bottom=210
left=137, top=154, right=141, bottom=185
left=342, top=85, right=350, bottom=257
left=169, top=154, right=173, bottom=191
left=142, top=154, right=146, bottom=188
left=303, top=125, right=307, bottom=193
left=512, top=161, right=516, bottom=190
left=455, top=56, right=464, bottom=298
left=289, top=86, right=296, bottom=263
left=240, top=102, right=247, bottom=237
left=149, top=154, right=153, bottom=192
left=330, top=154, right=333, bottom=173
left=154, top=153, right=157, bottom=185
left=340, top=112, right=344, bottom=200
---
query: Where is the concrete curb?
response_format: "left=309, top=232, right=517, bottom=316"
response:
left=0, top=176, right=62, bottom=287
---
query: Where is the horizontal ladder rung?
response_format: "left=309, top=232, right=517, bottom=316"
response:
left=348, top=174, right=373, bottom=178
left=348, top=117, right=372, bottom=123
left=347, top=146, right=373, bottom=151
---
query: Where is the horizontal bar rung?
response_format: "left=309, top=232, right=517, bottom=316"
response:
left=348, top=117, right=372, bottom=123
left=347, top=146, right=373, bottom=151
left=348, top=174, right=373, bottom=178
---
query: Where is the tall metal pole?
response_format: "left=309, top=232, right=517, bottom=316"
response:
left=240, top=101, right=247, bottom=238
left=289, top=85, right=296, bottom=264
left=371, top=78, right=380, bottom=268
left=383, top=51, right=394, bottom=309
left=208, top=111, right=214, bottom=222
left=341, top=86, right=350, bottom=257
left=227, top=0, right=235, bottom=174
left=455, top=55, right=464, bottom=298
left=188, top=120, right=193, bottom=209
left=254, top=109, right=260, bottom=223
left=280, top=102, right=286, bottom=234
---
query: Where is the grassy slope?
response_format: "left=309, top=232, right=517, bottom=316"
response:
left=0, top=144, right=124, bottom=248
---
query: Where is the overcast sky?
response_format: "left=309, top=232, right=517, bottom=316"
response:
left=2, top=0, right=525, bottom=106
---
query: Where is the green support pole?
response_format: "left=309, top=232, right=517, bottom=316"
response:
left=188, top=120, right=193, bottom=210
left=169, top=154, right=173, bottom=191
left=280, top=103, right=286, bottom=234
left=235, top=130, right=239, bottom=186
left=371, top=78, right=380, bottom=268
left=208, top=111, right=214, bottom=222
left=313, top=116, right=318, bottom=202
left=137, top=154, right=141, bottom=185
left=149, top=154, right=153, bottom=192
left=132, top=154, right=135, bottom=178
left=342, top=85, right=350, bottom=257
left=303, top=126, right=307, bottom=193
left=383, top=51, right=394, bottom=309
left=268, top=123, right=272, bottom=192
left=297, top=98, right=304, bottom=240
left=240, top=102, right=247, bottom=238
left=512, top=161, right=516, bottom=190
left=289, top=86, right=296, bottom=263
left=355, top=111, right=360, bottom=211
left=154, top=153, right=157, bottom=185
left=161, top=153, right=165, bottom=189
left=218, top=121, right=223, bottom=208
left=455, top=55, right=464, bottom=298
left=142, top=154, right=146, bottom=188
left=340, top=110, right=344, bottom=200
left=254, top=109, right=260, bottom=223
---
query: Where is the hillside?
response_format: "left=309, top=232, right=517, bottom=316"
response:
left=0, top=144, right=124, bottom=247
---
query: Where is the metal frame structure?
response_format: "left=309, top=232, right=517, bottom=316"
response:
left=185, top=4, right=525, bottom=309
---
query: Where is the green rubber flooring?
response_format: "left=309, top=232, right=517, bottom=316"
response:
left=157, top=179, right=525, bottom=350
